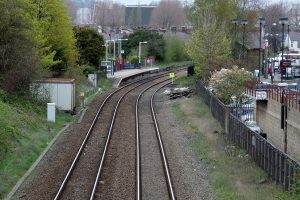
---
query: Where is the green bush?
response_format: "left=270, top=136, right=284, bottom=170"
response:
left=165, top=35, right=189, bottom=62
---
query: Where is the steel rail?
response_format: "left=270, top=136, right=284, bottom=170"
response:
left=135, top=79, right=172, bottom=200
left=54, top=73, right=167, bottom=200
left=151, top=82, right=176, bottom=200
left=89, top=77, right=170, bottom=200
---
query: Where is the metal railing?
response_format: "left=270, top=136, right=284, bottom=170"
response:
left=245, top=80, right=300, bottom=110
left=196, top=79, right=300, bottom=192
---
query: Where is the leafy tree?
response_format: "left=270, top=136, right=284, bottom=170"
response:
left=0, top=0, right=39, bottom=93
left=209, top=66, right=252, bottom=104
left=30, top=0, right=78, bottom=77
left=73, top=26, right=105, bottom=68
left=186, top=12, right=231, bottom=78
left=123, top=31, right=165, bottom=61
left=164, top=34, right=189, bottom=62
left=186, top=0, right=237, bottom=30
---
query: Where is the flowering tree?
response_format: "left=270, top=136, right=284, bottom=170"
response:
left=209, top=66, right=252, bottom=104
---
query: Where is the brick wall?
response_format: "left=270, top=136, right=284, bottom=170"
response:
left=256, top=99, right=300, bottom=160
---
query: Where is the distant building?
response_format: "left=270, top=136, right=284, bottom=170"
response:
left=285, top=31, right=300, bottom=53
left=125, top=5, right=156, bottom=26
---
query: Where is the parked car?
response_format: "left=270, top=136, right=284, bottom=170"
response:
left=244, top=120, right=263, bottom=134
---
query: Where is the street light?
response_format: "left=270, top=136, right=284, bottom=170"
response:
left=258, top=17, right=265, bottom=81
left=241, top=19, right=248, bottom=60
left=106, top=39, right=116, bottom=76
left=279, top=17, right=289, bottom=82
left=117, top=38, right=128, bottom=58
left=138, top=41, right=147, bottom=67
left=102, top=43, right=108, bottom=62
left=232, top=19, right=239, bottom=59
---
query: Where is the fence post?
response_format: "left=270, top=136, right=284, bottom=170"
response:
left=224, top=106, right=229, bottom=134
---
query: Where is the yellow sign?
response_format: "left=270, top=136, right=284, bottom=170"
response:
left=169, top=73, right=175, bottom=78
left=80, top=92, right=85, bottom=97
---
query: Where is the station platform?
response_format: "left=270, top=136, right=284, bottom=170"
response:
left=107, top=67, right=160, bottom=87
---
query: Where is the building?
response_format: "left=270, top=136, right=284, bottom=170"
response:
left=125, top=5, right=156, bottom=26
left=285, top=31, right=300, bottom=53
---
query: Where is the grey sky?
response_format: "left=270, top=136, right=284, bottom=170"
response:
left=115, top=0, right=193, bottom=6
left=115, top=0, right=300, bottom=6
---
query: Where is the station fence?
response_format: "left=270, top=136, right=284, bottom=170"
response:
left=195, top=79, right=300, bottom=193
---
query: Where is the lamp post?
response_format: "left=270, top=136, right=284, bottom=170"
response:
left=232, top=19, right=239, bottom=59
left=103, top=43, right=108, bottom=62
left=279, top=17, right=289, bottom=82
left=138, top=41, right=147, bottom=67
left=106, top=39, right=116, bottom=75
left=287, top=24, right=290, bottom=57
left=258, top=17, right=265, bottom=82
left=117, top=38, right=128, bottom=58
left=241, top=19, right=248, bottom=60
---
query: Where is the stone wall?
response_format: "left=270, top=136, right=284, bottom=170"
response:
left=255, top=99, right=300, bottom=160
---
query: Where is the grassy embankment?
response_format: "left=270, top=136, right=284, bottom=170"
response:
left=0, top=78, right=112, bottom=199
left=171, top=76, right=297, bottom=200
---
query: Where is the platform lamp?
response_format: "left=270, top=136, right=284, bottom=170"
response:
left=258, top=17, right=265, bottom=82
left=241, top=19, right=248, bottom=60
left=138, top=41, right=147, bottom=67
left=231, top=19, right=239, bottom=59
left=279, top=17, right=289, bottom=82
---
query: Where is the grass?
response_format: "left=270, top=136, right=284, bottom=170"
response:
left=0, top=77, right=112, bottom=199
left=0, top=101, right=74, bottom=199
left=170, top=78, right=296, bottom=199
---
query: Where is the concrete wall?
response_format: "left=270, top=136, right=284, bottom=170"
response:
left=255, top=99, right=300, bottom=160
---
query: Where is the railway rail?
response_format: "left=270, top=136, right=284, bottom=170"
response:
left=53, top=70, right=182, bottom=199
left=136, top=81, right=176, bottom=200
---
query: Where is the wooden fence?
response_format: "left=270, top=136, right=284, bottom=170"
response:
left=196, top=79, right=300, bottom=192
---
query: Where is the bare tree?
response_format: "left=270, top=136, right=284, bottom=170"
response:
left=262, top=2, right=288, bottom=33
left=93, top=0, right=125, bottom=28
left=64, top=0, right=78, bottom=23
left=150, top=0, right=184, bottom=28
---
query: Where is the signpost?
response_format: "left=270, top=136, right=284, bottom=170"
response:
left=169, top=73, right=175, bottom=84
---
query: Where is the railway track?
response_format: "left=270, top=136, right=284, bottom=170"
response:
left=136, top=81, right=176, bottom=200
left=53, top=71, right=179, bottom=199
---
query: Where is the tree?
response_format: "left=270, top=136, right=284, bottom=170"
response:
left=93, top=1, right=125, bottom=28
left=186, top=11, right=231, bottom=78
left=30, top=0, right=78, bottom=77
left=0, top=0, right=39, bottom=93
left=73, top=26, right=105, bottom=68
left=164, top=33, right=189, bottom=62
left=262, top=3, right=288, bottom=33
left=209, top=66, right=252, bottom=104
left=150, top=0, right=184, bottom=28
left=123, top=31, right=165, bottom=61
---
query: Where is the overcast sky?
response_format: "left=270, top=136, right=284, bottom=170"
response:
left=115, top=0, right=193, bottom=6
left=114, top=0, right=300, bottom=6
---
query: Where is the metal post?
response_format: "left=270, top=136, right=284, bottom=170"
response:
left=138, top=42, right=141, bottom=66
left=138, top=41, right=147, bottom=67
left=232, top=19, right=238, bottom=59
left=259, top=23, right=262, bottom=81
left=281, top=23, right=284, bottom=82
left=242, top=24, right=246, bottom=59
left=241, top=19, right=248, bottom=60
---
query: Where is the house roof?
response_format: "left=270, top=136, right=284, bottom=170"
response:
left=236, top=32, right=260, bottom=50
left=288, top=32, right=300, bottom=44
